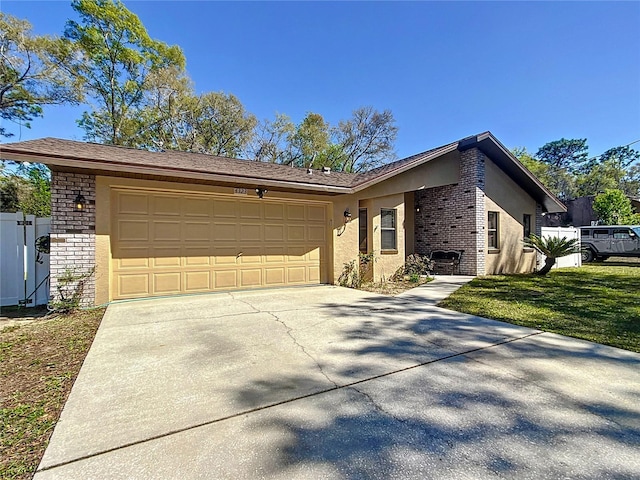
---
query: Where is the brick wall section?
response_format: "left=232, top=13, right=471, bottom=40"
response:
left=50, top=172, right=96, bottom=306
left=414, top=148, right=486, bottom=275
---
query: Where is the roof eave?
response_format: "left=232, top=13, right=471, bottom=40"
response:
left=0, top=149, right=352, bottom=195
left=460, top=132, right=567, bottom=213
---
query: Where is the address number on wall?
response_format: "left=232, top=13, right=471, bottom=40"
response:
left=234, top=188, right=247, bottom=195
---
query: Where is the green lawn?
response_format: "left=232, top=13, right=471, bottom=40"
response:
left=439, top=264, right=640, bottom=353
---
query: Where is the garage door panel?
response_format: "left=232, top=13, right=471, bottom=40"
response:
left=264, top=203, right=284, bottom=220
left=287, top=205, right=305, bottom=221
left=118, top=220, right=149, bottom=242
left=287, top=266, right=306, bottom=283
left=214, top=200, right=237, bottom=218
left=307, top=205, right=325, bottom=222
left=287, top=225, right=305, bottom=241
left=152, top=196, right=181, bottom=216
left=117, top=273, right=150, bottom=297
left=240, top=224, right=262, bottom=241
left=264, top=224, right=285, bottom=242
left=287, top=246, right=306, bottom=262
left=184, top=198, right=211, bottom=217
left=308, top=225, right=326, bottom=242
left=240, top=202, right=261, bottom=219
left=184, top=247, right=212, bottom=266
left=184, top=271, right=211, bottom=292
left=153, top=272, right=181, bottom=294
left=118, top=193, right=149, bottom=215
left=153, top=221, right=181, bottom=242
left=264, top=267, right=285, bottom=285
left=240, top=269, right=261, bottom=287
left=185, top=222, right=210, bottom=242
left=213, top=248, right=239, bottom=265
left=264, top=247, right=285, bottom=263
left=151, top=247, right=181, bottom=268
left=214, top=270, right=237, bottom=289
left=112, top=190, right=327, bottom=300
left=213, top=223, right=237, bottom=241
left=238, top=249, right=262, bottom=265
left=308, top=266, right=320, bottom=282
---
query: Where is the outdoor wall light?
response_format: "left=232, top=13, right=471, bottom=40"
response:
left=255, top=188, right=267, bottom=199
left=74, top=191, right=86, bottom=211
left=343, top=208, right=352, bottom=223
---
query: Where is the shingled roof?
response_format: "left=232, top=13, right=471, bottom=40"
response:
left=0, top=133, right=566, bottom=211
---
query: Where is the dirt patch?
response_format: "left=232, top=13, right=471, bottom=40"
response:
left=359, top=278, right=433, bottom=295
left=0, top=308, right=105, bottom=479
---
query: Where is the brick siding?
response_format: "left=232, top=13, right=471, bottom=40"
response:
left=414, top=148, right=486, bottom=275
left=50, top=172, right=96, bottom=306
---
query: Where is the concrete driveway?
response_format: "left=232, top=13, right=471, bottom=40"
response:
left=35, top=281, right=640, bottom=479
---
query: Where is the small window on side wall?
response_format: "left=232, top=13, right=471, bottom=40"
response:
left=523, top=214, right=531, bottom=239
left=381, top=208, right=397, bottom=251
left=488, top=211, right=499, bottom=249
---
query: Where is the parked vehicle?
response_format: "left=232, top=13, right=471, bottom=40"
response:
left=579, top=225, right=640, bottom=262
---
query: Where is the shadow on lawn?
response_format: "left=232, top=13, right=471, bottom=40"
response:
left=233, top=294, right=640, bottom=479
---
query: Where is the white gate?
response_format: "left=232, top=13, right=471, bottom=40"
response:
left=0, top=212, right=51, bottom=307
left=540, top=226, right=582, bottom=269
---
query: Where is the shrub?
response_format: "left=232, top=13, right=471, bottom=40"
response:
left=392, top=254, right=433, bottom=280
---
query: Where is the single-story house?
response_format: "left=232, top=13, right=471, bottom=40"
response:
left=0, top=131, right=565, bottom=306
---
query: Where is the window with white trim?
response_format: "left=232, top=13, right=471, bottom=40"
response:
left=488, top=211, right=499, bottom=249
left=381, top=208, right=397, bottom=251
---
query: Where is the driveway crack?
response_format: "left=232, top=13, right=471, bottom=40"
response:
left=227, top=293, right=337, bottom=388
left=267, top=311, right=338, bottom=388
left=350, top=386, right=410, bottom=426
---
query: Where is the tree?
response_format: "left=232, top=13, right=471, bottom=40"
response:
left=247, top=113, right=295, bottom=163
left=288, top=112, right=331, bottom=168
left=0, top=13, right=77, bottom=138
left=524, top=234, right=580, bottom=275
left=0, top=162, right=51, bottom=216
left=58, top=0, right=185, bottom=145
left=592, top=189, right=640, bottom=225
left=335, top=106, right=398, bottom=172
left=536, top=138, right=589, bottom=172
left=184, top=92, right=257, bottom=157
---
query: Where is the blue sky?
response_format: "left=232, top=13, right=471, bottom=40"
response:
left=3, top=0, right=640, bottom=160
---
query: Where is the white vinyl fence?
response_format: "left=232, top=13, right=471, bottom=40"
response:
left=0, top=212, right=51, bottom=307
left=540, top=226, right=582, bottom=269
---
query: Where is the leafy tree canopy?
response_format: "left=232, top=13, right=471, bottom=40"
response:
left=592, top=189, right=640, bottom=225
left=0, top=13, right=77, bottom=138
left=57, top=0, right=185, bottom=145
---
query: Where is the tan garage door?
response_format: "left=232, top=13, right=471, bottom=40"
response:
left=111, top=189, right=328, bottom=300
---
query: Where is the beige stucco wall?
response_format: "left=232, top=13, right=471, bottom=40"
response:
left=330, top=154, right=460, bottom=284
left=484, top=159, right=537, bottom=274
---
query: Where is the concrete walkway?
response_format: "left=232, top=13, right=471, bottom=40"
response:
left=34, top=282, right=640, bottom=479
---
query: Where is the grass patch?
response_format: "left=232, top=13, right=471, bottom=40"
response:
left=0, top=309, right=104, bottom=480
left=439, top=264, right=640, bottom=352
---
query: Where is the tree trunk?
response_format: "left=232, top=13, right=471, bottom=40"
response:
left=537, top=257, right=556, bottom=275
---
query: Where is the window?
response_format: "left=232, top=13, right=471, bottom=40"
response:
left=613, top=229, right=631, bottom=239
left=582, top=229, right=591, bottom=237
left=523, top=214, right=531, bottom=239
left=380, top=208, right=397, bottom=251
left=593, top=229, right=609, bottom=239
left=359, top=208, right=368, bottom=253
left=488, top=211, right=499, bottom=249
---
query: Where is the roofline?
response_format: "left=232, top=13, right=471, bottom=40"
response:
left=350, top=143, right=459, bottom=193
left=0, top=149, right=351, bottom=195
left=460, top=132, right=566, bottom=213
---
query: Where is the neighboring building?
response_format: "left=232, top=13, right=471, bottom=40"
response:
left=543, top=195, right=640, bottom=227
left=0, top=131, right=565, bottom=305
